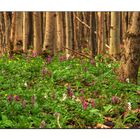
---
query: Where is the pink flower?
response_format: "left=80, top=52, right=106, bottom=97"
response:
left=69, top=91, right=74, bottom=97
left=82, top=100, right=88, bottom=110
left=59, top=56, right=65, bottom=62
left=80, top=96, right=85, bottom=103
left=7, top=94, right=13, bottom=102
left=42, top=67, right=47, bottom=77
left=32, top=51, right=37, bottom=57
left=112, top=96, right=120, bottom=104
left=80, top=89, right=84, bottom=94
left=91, top=99, right=95, bottom=108
left=67, top=85, right=74, bottom=97
left=15, top=95, right=20, bottom=101
left=47, top=55, right=51, bottom=63
left=90, top=59, right=95, bottom=65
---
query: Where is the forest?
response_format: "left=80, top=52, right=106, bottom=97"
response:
left=0, top=12, right=140, bottom=128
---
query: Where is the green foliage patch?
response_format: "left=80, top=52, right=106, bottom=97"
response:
left=0, top=54, right=139, bottom=128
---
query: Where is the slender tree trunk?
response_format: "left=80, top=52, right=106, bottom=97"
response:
left=109, top=12, right=120, bottom=58
left=14, top=12, right=23, bottom=51
left=73, top=12, right=78, bottom=52
left=65, top=12, right=73, bottom=58
left=56, top=12, right=64, bottom=52
left=33, top=12, right=42, bottom=55
left=43, top=12, right=55, bottom=56
left=118, top=12, right=140, bottom=84
left=97, top=12, right=105, bottom=54
left=9, top=12, right=16, bottom=57
left=23, top=12, right=29, bottom=53
left=3, top=12, right=10, bottom=53
left=89, top=12, right=97, bottom=57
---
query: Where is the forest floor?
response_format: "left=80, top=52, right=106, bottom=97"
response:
left=0, top=53, right=140, bottom=128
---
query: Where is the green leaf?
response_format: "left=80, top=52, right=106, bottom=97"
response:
left=103, top=105, right=113, bottom=112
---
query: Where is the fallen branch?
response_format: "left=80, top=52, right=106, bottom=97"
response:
left=61, top=46, right=91, bottom=59
left=74, top=13, right=90, bottom=30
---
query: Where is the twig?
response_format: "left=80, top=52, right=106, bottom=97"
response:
left=74, top=13, right=91, bottom=29
left=54, top=112, right=62, bottom=128
left=62, top=47, right=91, bottom=59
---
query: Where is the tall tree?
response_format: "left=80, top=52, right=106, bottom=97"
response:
left=97, top=12, right=105, bottom=54
left=56, top=12, right=64, bottom=52
left=89, top=12, right=97, bottom=57
left=9, top=12, right=16, bottom=57
left=23, top=12, right=29, bottom=53
left=109, top=12, right=120, bottom=58
left=65, top=12, right=73, bottom=58
left=14, top=12, right=23, bottom=51
left=43, top=12, right=56, bottom=56
left=118, top=12, right=140, bottom=84
left=3, top=12, right=10, bottom=53
left=33, top=12, right=42, bottom=55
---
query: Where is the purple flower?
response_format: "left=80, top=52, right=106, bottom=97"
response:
left=80, top=96, right=85, bottom=103
left=42, top=67, right=47, bottom=77
left=112, top=96, right=120, bottom=104
left=90, top=59, right=95, bottom=65
left=47, top=55, right=51, bottom=63
left=69, top=91, right=74, bottom=97
left=32, top=51, right=37, bottom=57
left=59, top=55, right=66, bottom=62
left=15, top=95, right=20, bottom=101
left=67, top=85, right=74, bottom=97
left=67, top=85, right=71, bottom=94
left=91, top=99, right=95, bottom=108
left=7, top=94, right=13, bottom=102
left=80, top=89, right=84, bottom=94
left=82, top=100, right=88, bottom=110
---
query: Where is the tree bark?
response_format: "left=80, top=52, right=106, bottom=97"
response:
left=56, top=12, right=64, bottom=52
left=14, top=12, right=23, bottom=51
left=118, top=12, right=140, bottom=84
left=65, top=12, right=73, bottom=58
left=109, top=12, right=120, bottom=58
left=9, top=12, right=16, bottom=57
left=33, top=12, right=42, bottom=55
left=23, top=12, right=29, bottom=53
left=43, top=12, right=56, bottom=56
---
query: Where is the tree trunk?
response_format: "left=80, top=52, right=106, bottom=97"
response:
left=118, top=12, right=140, bottom=84
left=89, top=12, right=97, bottom=57
left=14, top=12, right=23, bottom=51
left=97, top=12, right=105, bottom=54
left=109, top=12, right=120, bottom=58
left=23, top=12, right=29, bottom=53
left=3, top=12, right=10, bottom=54
left=65, top=12, right=73, bottom=58
left=56, top=12, right=64, bottom=52
left=43, top=12, right=55, bottom=56
left=9, top=12, right=16, bottom=57
left=33, top=12, right=42, bottom=55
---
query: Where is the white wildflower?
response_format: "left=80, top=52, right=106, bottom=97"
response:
left=127, top=102, right=131, bottom=111
left=126, top=78, right=130, bottom=83
left=108, top=64, right=111, bottom=68
left=61, top=94, right=67, bottom=101
left=24, top=82, right=28, bottom=87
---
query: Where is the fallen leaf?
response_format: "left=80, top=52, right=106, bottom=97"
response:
left=95, top=123, right=110, bottom=128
